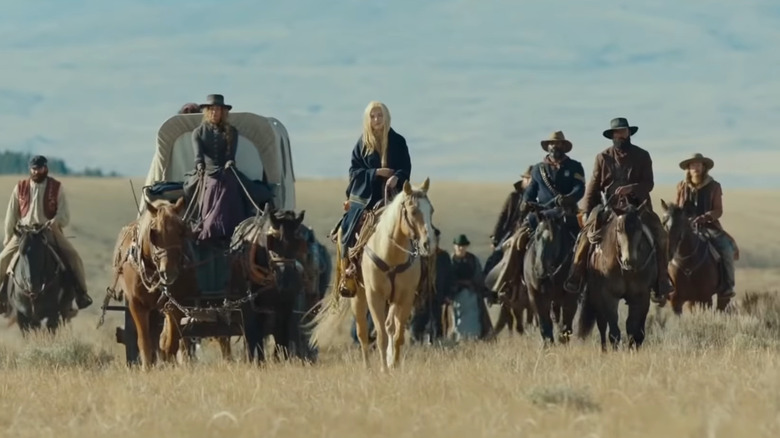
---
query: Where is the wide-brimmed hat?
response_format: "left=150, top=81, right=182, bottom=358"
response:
left=521, top=165, right=533, bottom=178
left=453, top=234, right=470, bottom=246
left=679, top=153, right=714, bottom=171
left=603, top=117, right=638, bottom=139
left=29, top=155, right=47, bottom=168
left=199, top=94, right=232, bottom=110
left=540, top=131, right=572, bottom=153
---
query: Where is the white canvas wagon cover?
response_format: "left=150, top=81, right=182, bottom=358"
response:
left=143, top=112, right=296, bottom=210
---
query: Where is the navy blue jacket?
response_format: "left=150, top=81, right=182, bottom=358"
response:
left=523, top=156, right=586, bottom=208
left=345, top=128, right=412, bottom=208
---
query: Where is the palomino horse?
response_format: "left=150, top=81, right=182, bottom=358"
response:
left=111, top=198, right=196, bottom=369
left=577, top=199, right=656, bottom=351
left=308, top=178, right=435, bottom=371
left=661, top=200, right=733, bottom=314
left=522, top=204, right=578, bottom=344
left=7, top=222, right=73, bottom=334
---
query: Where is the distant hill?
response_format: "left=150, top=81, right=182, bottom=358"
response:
left=0, top=150, right=119, bottom=177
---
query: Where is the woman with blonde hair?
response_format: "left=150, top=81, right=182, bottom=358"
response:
left=337, top=101, right=412, bottom=297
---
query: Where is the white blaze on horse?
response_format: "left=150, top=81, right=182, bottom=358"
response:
left=307, top=178, right=435, bottom=371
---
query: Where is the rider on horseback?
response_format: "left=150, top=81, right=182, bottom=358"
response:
left=0, top=155, right=93, bottom=313
left=336, top=101, right=412, bottom=298
left=489, top=165, right=534, bottom=250
left=675, top=153, right=736, bottom=299
left=188, top=94, right=274, bottom=244
left=564, top=117, right=674, bottom=304
left=491, top=131, right=585, bottom=292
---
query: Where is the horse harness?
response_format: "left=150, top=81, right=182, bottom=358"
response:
left=363, top=201, right=421, bottom=302
left=670, top=226, right=721, bottom=277
left=9, top=228, right=66, bottom=300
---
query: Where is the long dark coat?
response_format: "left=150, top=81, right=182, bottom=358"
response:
left=338, top=128, right=412, bottom=255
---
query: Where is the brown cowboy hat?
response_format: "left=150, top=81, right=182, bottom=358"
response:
left=199, top=94, right=233, bottom=110
left=603, top=117, right=638, bottom=139
left=679, top=152, right=714, bottom=170
left=521, top=165, right=533, bottom=178
left=540, top=131, right=573, bottom=153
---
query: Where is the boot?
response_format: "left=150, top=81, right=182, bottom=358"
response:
left=719, top=255, right=736, bottom=299
left=338, top=258, right=357, bottom=298
left=652, top=234, right=674, bottom=304
left=564, top=234, right=589, bottom=294
left=75, top=288, right=93, bottom=309
left=0, top=277, right=8, bottom=314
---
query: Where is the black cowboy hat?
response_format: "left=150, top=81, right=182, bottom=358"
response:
left=540, top=131, right=573, bottom=153
left=453, top=234, right=470, bottom=246
left=679, top=152, right=714, bottom=171
left=603, top=117, right=638, bottom=139
left=29, top=155, right=47, bottom=168
left=199, top=94, right=232, bottom=110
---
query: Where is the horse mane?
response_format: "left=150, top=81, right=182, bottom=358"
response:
left=598, top=209, right=626, bottom=271
left=137, top=199, right=183, bottom=253
left=373, top=188, right=426, bottom=239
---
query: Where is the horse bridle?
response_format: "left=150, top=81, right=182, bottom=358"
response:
left=613, top=214, right=656, bottom=272
left=10, top=226, right=64, bottom=300
left=666, top=217, right=708, bottom=277
left=132, top=219, right=187, bottom=290
left=364, top=198, right=425, bottom=302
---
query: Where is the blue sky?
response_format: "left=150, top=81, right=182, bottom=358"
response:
left=2, top=0, right=779, bottom=187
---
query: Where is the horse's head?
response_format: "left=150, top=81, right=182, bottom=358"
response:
left=661, top=199, right=695, bottom=258
left=531, top=208, right=571, bottom=279
left=140, top=197, right=189, bottom=285
left=267, top=207, right=306, bottom=260
left=14, top=223, right=58, bottom=296
left=399, top=178, right=435, bottom=256
left=609, top=201, right=651, bottom=271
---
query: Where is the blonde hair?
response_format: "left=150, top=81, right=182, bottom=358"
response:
left=361, top=101, right=391, bottom=167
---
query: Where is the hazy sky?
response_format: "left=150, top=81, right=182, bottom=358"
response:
left=3, top=0, right=779, bottom=187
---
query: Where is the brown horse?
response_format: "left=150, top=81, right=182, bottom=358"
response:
left=308, top=179, right=435, bottom=371
left=577, top=200, right=656, bottom=351
left=660, top=200, right=732, bottom=314
left=492, top=284, right=536, bottom=336
left=111, top=198, right=196, bottom=369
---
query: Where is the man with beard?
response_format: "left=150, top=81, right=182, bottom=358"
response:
left=675, top=153, right=737, bottom=299
left=0, top=155, right=93, bottom=313
left=488, top=131, right=585, bottom=295
left=563, top=117, right=674, bottom=304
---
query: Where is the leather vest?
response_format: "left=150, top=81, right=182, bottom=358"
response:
left=17, top=177, right=60, bottom=220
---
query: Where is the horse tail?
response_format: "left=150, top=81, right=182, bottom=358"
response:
left=304, top=228, right=351, bottom=349
left=577, top=289, right=597, bottom=339
left=318, top=243, right=333, bottom=298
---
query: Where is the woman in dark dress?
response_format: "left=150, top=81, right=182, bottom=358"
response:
left=191, top=94, right=247, bottom=243
left=337, top=101, right=412, bottom=297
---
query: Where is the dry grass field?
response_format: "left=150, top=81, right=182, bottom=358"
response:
left=0, top=175, right=779, bottom=437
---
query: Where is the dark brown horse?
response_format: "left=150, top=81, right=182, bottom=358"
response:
left=577, top=200, right=656, bottom=351
left=233, top=206, right=308, bottom=362
left=660, top=199, right=731, bottom=314
left=522, top=204, right=578, bottom=344
left=492, top=284, right=536, bottom=336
